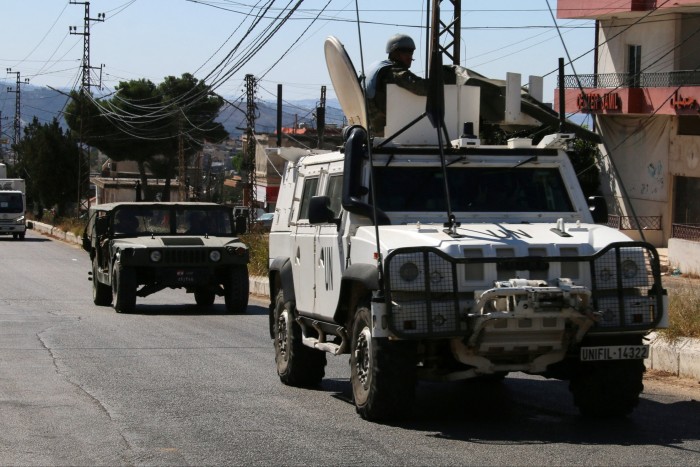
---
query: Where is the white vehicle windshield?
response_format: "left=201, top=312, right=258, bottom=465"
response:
left=373, top=166, right=574, bottom=213
left=0, top=193, right=23, bottom=214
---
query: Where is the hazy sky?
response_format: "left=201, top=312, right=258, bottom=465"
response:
left=0, top=0, right=594, bottom=104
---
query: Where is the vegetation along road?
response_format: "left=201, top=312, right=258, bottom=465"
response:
left=1, top=231, right=699, bottom=465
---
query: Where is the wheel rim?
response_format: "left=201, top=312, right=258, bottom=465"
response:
left=276, top=310, right=289, bottom=364
left=354, top=327, right=372, bottom=390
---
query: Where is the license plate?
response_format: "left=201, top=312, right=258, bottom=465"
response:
left=175, top=270, right=196, bottom=284
left=580, top=345, right=649, bottom=361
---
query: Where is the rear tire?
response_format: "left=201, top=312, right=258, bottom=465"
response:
left=570, top=359, right=645, bottom=418
left=112, top=262, right=136, bottom=313
left=92, top=259, right=112, bottom=306
left=350, top=303, right=416, bottom=421
left=224, top=265, right=249, bottom=314
left=194, top=287, right=216, bottom=306
left=273, top=290, right=326, bottom=386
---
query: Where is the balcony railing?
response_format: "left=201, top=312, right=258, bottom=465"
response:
left=560, top=71, right=700, bottom=89
left=672, top=223, right=700, bottom=242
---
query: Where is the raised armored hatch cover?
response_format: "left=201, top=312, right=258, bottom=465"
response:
left=324, top=36, right=366, bottom=128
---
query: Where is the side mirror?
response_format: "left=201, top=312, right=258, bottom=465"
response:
left=588, top=196, right=608, bottom=224
left=309, top=196, right=339, bottom=227
left=95, top=216, right=109, bottom=236
left=81, top=231, right=91, bottom=252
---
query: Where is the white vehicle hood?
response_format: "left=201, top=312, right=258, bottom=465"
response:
left=351, top=221, right=633, bottom=259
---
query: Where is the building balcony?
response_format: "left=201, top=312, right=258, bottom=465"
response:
left=555, top=71, right=700, bottom=115
left=558, top=0, right=700, bottom=19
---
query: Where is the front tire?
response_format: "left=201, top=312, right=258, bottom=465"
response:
left=350, top=303, right=416, bottom=421
left=92, top=259, right=112, bottom=306
left=224, top=265, right=249, bottom=314
left=112, top=262, right=136, bottom=313
left=273, top=290, right=326, bottom=386
left=570, top=359, right=645, bottom=418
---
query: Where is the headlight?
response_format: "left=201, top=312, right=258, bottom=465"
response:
left=150, top=250, right=162, bottom=262
left=599, top=268, right=613, bottom=282
left=15, top=215, right=25, bottom=223
left=621, top=259, right=639, bottom=279
left=399, top=262, right=420, bottom=282
left=209, top=250, right=221, bottom=262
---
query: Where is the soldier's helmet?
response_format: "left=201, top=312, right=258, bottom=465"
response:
left=386, top=34, right=416, bottom=53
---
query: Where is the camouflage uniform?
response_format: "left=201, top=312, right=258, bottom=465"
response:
left=366, top=60, right=427, bottom=136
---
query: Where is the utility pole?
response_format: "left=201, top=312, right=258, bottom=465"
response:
left=178, top=117, right=186, bottom=201
left=70, top=1, right=105, bottom=92
left=244, top=74, right=258, bottom=225
left=317, top=86, right=326, bottom=149
left=0, top=110, right=9, bottom=162
left=70, top=1, right=105, bottom=212
left=5, top=68, right=28, bottom=163
left=428, top=0, right=461, bottom=65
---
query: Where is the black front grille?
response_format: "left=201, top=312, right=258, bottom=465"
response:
left=162, top=248, right=208, bottom=264
left=384, top=242, right=665, bottom=338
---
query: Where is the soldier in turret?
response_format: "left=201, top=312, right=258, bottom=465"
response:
left=365, top=34, right=428, bottom=136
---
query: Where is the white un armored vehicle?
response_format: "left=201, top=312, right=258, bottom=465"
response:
left=267, top=37, right=667, bottom=421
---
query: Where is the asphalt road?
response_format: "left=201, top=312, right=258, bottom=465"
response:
left=1, top=231, right=699, bottom=466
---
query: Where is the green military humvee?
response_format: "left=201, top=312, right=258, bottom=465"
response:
left=82, top=202, right=249, bottom=314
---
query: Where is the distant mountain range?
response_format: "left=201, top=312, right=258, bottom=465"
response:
left=0, top=83, right=346, bottom=141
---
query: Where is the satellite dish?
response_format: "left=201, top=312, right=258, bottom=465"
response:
left=324, top=36, right=366, bottom=128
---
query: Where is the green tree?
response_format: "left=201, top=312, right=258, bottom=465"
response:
left=14, top=117, right=83, bottom=216
left=65, top=74, right=228, bottom=201
left=154, top=73, right=228, bottom=200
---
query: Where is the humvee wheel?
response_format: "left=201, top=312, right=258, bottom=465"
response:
left=273, top=290, right=326, bottom=386
left=112, top=262, right=136, bottom=313
left=570, top=359, right=645, bottom=418
left=194, top=287, right=216, bottom=306
left=92, top=258, right=112, bottom=306
left=350, top=303, right=416, bottom=421
left=224, top=265, right=249, bottom=314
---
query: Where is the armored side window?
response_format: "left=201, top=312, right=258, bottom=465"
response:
left=298, top=177, right=319, bottom=220
left=327, top=175, right=343, bottom=217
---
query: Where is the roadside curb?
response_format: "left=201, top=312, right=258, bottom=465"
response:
left=32, top=223, right=699, bottom=381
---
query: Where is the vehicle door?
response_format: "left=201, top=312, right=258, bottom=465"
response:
left=313, top=167, right=344, bottom=321
left=290, top=165, right=323, bottom=316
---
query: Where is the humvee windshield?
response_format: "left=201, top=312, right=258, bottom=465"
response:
left=111, top=206, right=234, bottom=236
left=373, top=166, right=574, bottom=213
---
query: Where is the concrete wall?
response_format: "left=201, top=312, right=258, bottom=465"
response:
left=668, top=237, right=700, bottom=275
left=599, top=15, right=677, bottom=74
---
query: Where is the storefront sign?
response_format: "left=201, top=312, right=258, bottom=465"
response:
left=577, top=92, right=621, bottom=111
left=671, top=93, right=699, bottom=111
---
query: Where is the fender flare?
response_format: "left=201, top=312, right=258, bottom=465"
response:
left=268, top=257, right=296, bottom=339
left=333, top=263, right=380, bottom=325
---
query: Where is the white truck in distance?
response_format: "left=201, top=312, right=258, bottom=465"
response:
left=266, top=37, right=668, bottom=421
left=0, top=163, right=27, bottom=240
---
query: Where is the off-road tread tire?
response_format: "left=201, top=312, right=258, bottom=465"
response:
left=224, top=265, right=249, bottom=314
left=92, top=259, right=112, bottom=306
left=570, top=359, right=645, bottom=418
left=273, top=291, right=326, bottom=387
left=350, top=304, right=416, bottom=422
left=112, top=262, right=136, bottom=313
left=194, top=288, right=216, bottom=306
